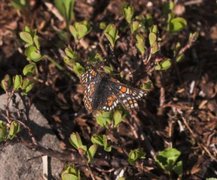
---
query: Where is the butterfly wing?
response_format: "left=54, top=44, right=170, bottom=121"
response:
left=97, top=93, right=119, bottom=111
left=81, top=69, right=99, bottom=112
left=109, top=80, right=146, bottom=109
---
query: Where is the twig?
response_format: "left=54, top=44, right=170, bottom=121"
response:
left=177, top=109, right=216, bottom=161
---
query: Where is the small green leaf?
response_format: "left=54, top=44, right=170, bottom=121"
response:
left=25, top=45, right=42, bottom=62
left=1, top=74, right=12, bottom=92
left=11, top=0, right=27, bottom=10
left=141, top=80, right=152, bottom=91
left=155, top=58, right=172, bottom=71
left=69, top=132, right=87, bottom=153
left=176, top=54, right=184, bottom=63
left=54, top=0, right=75, bottom=25
left=61, top=165, right=80, bottom=180
left=123, top=4, right=134, bottom=24
left=8, top=121, right=20, bottom=139
left=21, top=79, right=34, bottom=94
left=169, top=17, right=187, bottom=32
left=149, top=32, right=157, bottom=46
left=162, top=1, right=174, bottom=15
left=19, top=32, right=33, bottom=45
left=91, top=134, right=112, bottom=152
left=128, top=148, right=146, bottom=165
left=87, top=144, right=98, bottom=162
left=0, top=120, right=7, bottom=142
left=72, top=63, right=85, bottom=77
left=13, top=75, right=23, bottom=91
left=65, top=47, right=79, bottom=60
left=23, top=63, right=36, bottom=76
left=99, top=22, right=107, bottom=30
left=33, top=35, right=40, bottom=49
left=103, top=65, right=113, bottom=74
left=69, top=20, right=91, bottom=40
left=113, top=110, right=125, bottom=127
left=155, top=148, right=182, bottom=174
left=150, top=25, right=158, bottom=34
left=173, top=160, right=183, bottom=175
left=95, top=111, right=112, bottom=128
left=130, top=21, right=141, bottom=34
left=104, top=24, right=119, bottom=48
left=91, top=134, right=104, bottom=146
left=206, top=178, right=217, bottom=180
left=135, top=34, right=146, bottom=55
left=150, top=43, right=158, bottom=54
left=24, top=26, right=31, bottom=33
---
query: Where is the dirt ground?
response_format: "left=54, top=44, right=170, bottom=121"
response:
left=0, top=0, right=216, bottom=179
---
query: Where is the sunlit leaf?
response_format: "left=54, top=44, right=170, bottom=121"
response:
left=169, top=17, right=187, bottom=32
left=61, top=165, right=80, bottom=180
left=13, top=75, right=23, bottom=91
left=8, top=121, right=20, bottom=139
left=23, top=63, right=36, bottom=76
left=123, top=4, right=134, bottom=24
left=0, top=121, right=7, bottom=142
left=104, top=24, right=119, bottom=48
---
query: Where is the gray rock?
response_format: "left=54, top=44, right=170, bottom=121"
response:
left=0, top=93, right=65, bottom=180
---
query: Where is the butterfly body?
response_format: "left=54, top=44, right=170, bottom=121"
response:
left=81, top=68, right=146, bottom=112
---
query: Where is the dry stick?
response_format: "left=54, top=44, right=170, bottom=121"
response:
left=177, top=109, right=216, bottom=161
left=98, top=34, right=107, bottom=57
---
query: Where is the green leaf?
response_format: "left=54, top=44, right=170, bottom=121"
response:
left=150, top=43, right=158, bottom=54
left=155, top=58, right=172, bottom=71
left=91, top=134, right=104, bottom=146
left=69, top=132, right=87, bottom=153
left=65, top=47, right=79, bottom=60
left=113, top=110, right=125, bottom=127
left=19, top=32, right=33, bottom=45
left=21, top=79, right=34, bottom=94
left=69, top=21, right=91, bottom=40
left=1, top=74, right=12, bottom=92
left=99, top=22, right=107, bottom=30
left=54, top=0, right=75, bottom=25
left=169, top=17, right=187, bottom=32
left=155, top=148, right=182, bottom=173
left=162, top=1, right=174, bottom=15
left=104, top=24, right=119, bottom=48
left=130, top=21, right=141, bottom=34
left=91, top=134, right=112, bottom=152
left=206, top=178, right=217, bottom=180
left=117, top=177, right=125, bottom=180
left=0, top=120, right=7, bottom=142
left=61, top=165, right=80, bottom=180
left=141, top=80, right=152, bottom=91
left=176, top=54, right=184, bottom=63
left=23, top=63, right=36, bottom=76
left=149, top=32, right=157, bottom=46
left=8, top=121, right=20, bottom=139
left=173, top=160, right=183, bottom=175
left=135, top=34, right=146, bottom=55
left=11, top=0, right=27, bottom=10
left=123, top=4, right=134, bottom=24
left=13, top=75, right=23, bottom=91
left=128, top=148, right=146, bottom=165
left=25, top=45, right=42, bottom=62
left=72, top=63, right=85, bottom=77
left=103, top=65, right=113, bottom=74
left=150, top=25, right=158, bottom=34
left=33, top=35, right=40, bottom=49
left=87, top=144, right=98, bottom=162
left=95, top=111, right=112, bottom=128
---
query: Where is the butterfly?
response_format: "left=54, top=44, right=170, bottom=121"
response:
left=81, top=68, right=146, bottom=112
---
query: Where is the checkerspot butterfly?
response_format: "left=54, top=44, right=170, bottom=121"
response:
left=81, top=68, right=146, bottom=112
